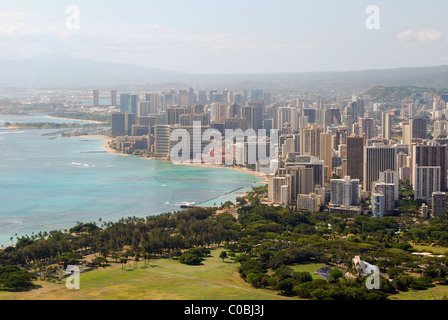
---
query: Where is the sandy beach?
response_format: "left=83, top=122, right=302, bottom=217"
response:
left=77, top=135, right=268, bottom=182
left=45, top=115, right=107, bottom=124
left=177, top=161, right=268, bottom=181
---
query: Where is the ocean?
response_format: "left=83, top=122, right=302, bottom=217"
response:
left=0, top=114, right=262, bottom=247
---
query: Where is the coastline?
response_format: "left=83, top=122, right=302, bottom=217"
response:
left=45, top=115, right=107, bottom=125
left=75, top=134, right=268, bottom=182
left=177, top=161, right=268, bottom=181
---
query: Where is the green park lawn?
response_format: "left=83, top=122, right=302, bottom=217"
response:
left=411, top=244, right=448, bottom=255
left=0, top=248, right=295, bottom=300
left=289, top=263, right=330, bottom=280
left=390, top=285, right=448, bottom=300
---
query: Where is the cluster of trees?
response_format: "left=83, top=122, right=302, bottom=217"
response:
left=0, top=266, right=35, bottom=291
left=2, top=184, right=448, bottom=299
left=173, top=247, right=211, bottom=265
left=0, top=207, right=241, bottom=283
left=5, top=122, right=89, bottom=129
left=224, top=185, right=448, bottom=299
left=49, top=112, right=111, bottom=124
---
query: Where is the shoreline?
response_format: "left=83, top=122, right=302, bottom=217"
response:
left=73, top=134, right=268, bottom=182
left=45, top=115, right=107, bottom=125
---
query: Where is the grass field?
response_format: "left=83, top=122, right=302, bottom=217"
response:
left=290, top=263, right=329, bottom=280
left=0, top=248, right=296, bottom=300
left=389, top=285, right=448, bottom=300
left=412, top=244, right=448, bottom=255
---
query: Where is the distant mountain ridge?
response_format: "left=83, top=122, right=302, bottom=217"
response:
left=364, top=85, right=446, bottom=100
left=0, top=54, right=186, bottom=88
left=2, top=54, right=448, bottom=90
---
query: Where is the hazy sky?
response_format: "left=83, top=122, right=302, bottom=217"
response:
left=1, top=0, right=447, bottom=74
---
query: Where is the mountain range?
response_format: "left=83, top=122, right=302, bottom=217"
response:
left=2, top=54, right=448, bottom=92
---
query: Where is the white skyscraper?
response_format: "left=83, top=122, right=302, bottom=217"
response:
left=413, top=166, right=441, bottom=202
left=330, top=176, right=360, bottom=207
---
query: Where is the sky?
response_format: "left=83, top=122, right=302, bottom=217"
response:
left=1, top=0, right=448, bottom=74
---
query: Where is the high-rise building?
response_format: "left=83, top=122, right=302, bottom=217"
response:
left=211, top=103, right=227, bottom=124
left=432, top=192, right=447, bottom=216
left=111, top=90, right=117, bottom=107
left=374, top=182, right=395, bottom=214
left=363, top=145, right=397, bottom=192
left=154, top=125, right=173, bottom=158
left=302, top=108, right=316, bottom=123
left=281, top=137, right=297, bottom=158
left=421, top=203, right=429, bottom=219
left=382, top=112, right=392, bottom=140
left=111, top=112, right=135, bottom=136
left=165, top=91, right=178, bottom=108
left=434, top=120, right=446, bottom=139
left=276, top=165, right=314, bottom=205
left=300, top=125, right=321, bottom=158
left=347, top=98, right=365, bottom=120
left=242, top=140, right=272, bottom=166
left=413, top=166, right=441, bottom=201
left=297, top=193, right=321, bottom=212
left=251, top=89, right=264, bottom=101
left=371, top=193, right=385, bottom=218
left=330, top=178, right=344, bottom=206
left=330, top=176, right=359, bottom=207
left=269, top=176, right=286, bottom=205
left=346, top=135, right=365, bottom=182
left=410, top=117, right=427, bottom=139
left=359, top=117, right=375, bottom=140
left=112, top=113, right=126, bottom=135
left=197, top=91, right=207, bottom=105
left=228, top=103, right=242, bottom=119
left=93, top=90, right=100, bottom=107
left=320, top=131, right=333, bottom=182
left=323, top=108, right=342, bottom=132
left=377, top=170, right=399, bottom=201
left=130, top=95, right=140, bottom=114
left=397, top=151, right=407, bottom=170
left=211, top=92, right=224, bottom=103
left=277, top=107, right=298, bottom=133
left=188, top=88, right=196, bottom=107
left=412, top=144, right=447, bottom=191
left=166, top=106, right=188, bottom=125
left=286, top=156, right=325, bottom=189
left=147, top=93, right=160, bottom=114
left=243, top=103, right=264, bottom=132
left=137, top=101, right=151, bottom=117
left=120, top=94, right=131, bottom=113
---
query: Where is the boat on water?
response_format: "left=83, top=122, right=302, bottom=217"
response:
left=180, top=202, right=196, bottom=208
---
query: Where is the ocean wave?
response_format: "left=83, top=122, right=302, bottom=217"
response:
left=70, top=162, right=96, bottom=168
left=0, top=130, right=25, bottom=135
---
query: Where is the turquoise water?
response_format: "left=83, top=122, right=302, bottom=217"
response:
left=0, top=114, right=262, bottom=247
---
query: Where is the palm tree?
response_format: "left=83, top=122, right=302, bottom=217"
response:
left=134, top=253, right=140, bottom=268
left=120, top=257, right=127, bottom=270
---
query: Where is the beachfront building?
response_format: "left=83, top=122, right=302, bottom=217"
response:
left=154, top=125, right=173, bottom=158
